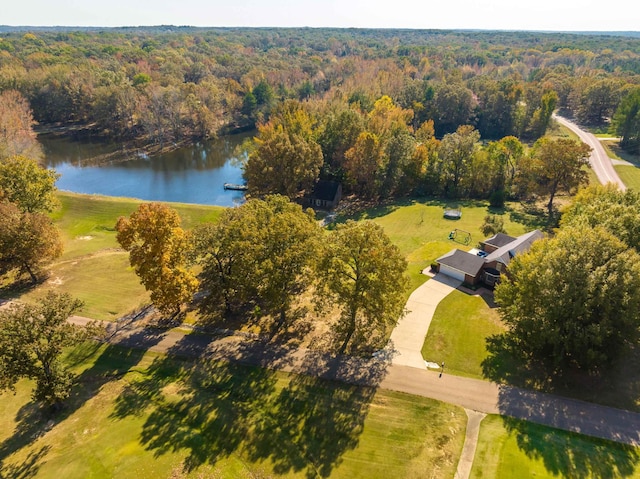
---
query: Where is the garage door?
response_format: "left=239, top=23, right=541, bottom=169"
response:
left=438, top=264, right=465, bottom=281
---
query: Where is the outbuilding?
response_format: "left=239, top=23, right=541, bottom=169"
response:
left=302, top=180, right=342, bottom=210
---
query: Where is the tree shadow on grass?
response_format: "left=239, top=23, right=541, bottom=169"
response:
left=483, top=334, right=640, bottom=410
left=499, top=414, right=640, bottom=478
left=110, top=335, right=279, bottom=474
left=245, top=349, right=391, bottom=478
left=505, top=203, right=549, bottom=231
left=0, top=322, right=168, bottom=473
left=109, top=332, right=391, bottom=477
left=0, top=445, right=50, bottom=479
left=484, top=335, right=640, bottom=477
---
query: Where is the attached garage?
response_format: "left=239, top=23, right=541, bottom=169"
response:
left=438, top=264, right=465, bottom=282
left=436, top=249, right=485, bottom=285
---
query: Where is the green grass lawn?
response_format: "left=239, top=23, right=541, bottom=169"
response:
left=346, top=199, right=530, bottom=294
left=0, top=343, right=467, bottom=479
left=600, top=139, right=640, bottom=190
left=421, top=290, right=504, bottom=379
left=1, top=192, right=223, bottom=319
left=615, top=165, right=640, bottom=190
left=53, top=192, right=223, bottom=260
left=471, top=415, right=640, bottom=479
left=18, top=253, right=150, bottom=321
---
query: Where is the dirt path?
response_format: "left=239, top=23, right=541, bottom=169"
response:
left=554, top=114, right=627, bottom=190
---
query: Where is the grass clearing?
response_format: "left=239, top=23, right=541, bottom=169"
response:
left=0, top=343, right=467, bottom=479
left=19, top=253, right=149, bottom=321
left=422, top=289, right=504, bottom=379
left=616, top=165, right=640, bottom=190
left=599, top=139, right=640, bottom=190
left=601, top=139, right=640, bottom=165
left=471, top=415, right=640, bottom=479
left=53, top=192, right=223, bottom=260
left=1, top=192, right=223, bottom=318
left=343, top=199, right=531, bottom=295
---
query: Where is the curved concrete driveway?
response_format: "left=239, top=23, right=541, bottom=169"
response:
left=553, top=114, right=626, bottom=190
left=389, top=273, right=461, bottom=368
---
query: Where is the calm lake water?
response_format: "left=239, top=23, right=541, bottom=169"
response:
left=41, top=132, right=252, bottom=207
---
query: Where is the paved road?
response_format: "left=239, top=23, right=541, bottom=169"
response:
left=554, top=114, right=627, bottom=190
left=66, top=314, right=640, bottom=447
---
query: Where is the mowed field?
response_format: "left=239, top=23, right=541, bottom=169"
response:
left=471, top=415, right=640, bottom=479
left=1, top=192, right=223, bottom=320
left=7, top=191, right=633, bottom=478
left=0, top=343, right=467, bottom=479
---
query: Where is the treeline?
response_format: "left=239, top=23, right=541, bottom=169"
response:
left=0, top=28, right=638, bottom=147
left=244, top=97, right=590, bottom=208
left=116, top=196, right=408, bottom=355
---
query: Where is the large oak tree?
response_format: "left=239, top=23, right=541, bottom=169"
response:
left=493, top=226, right=640, bottom=377
left=0, top=155, right=59, bottom=213
left=0, top=202, right=63, bottom=283
left=0, top=292, right=100, bottom=410
left=318, top=220, right=408, bottom=355
left=244, top=123, right=323, bottom=199
left=517, top=137, right=591, bottom=217
left=195, top=195, right=320, bottom=334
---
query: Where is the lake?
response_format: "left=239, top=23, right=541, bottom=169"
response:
left=41, top=132, right=252, bottom=207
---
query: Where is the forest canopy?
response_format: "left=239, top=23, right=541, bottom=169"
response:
left=0, top=27, right=637, bottom=143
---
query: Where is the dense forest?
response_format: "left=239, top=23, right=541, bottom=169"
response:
left=0, top=27, right=639, bottom=201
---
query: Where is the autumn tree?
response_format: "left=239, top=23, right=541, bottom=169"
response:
left=525, top=90, right=558, bottom=139
left=382, top=128, right=416, bottom=197
left=318, top=221, right=408, bottom=355
left=576, top=79, right=622, bottom=126
left=244, top=123, right=323, bottom=199
left=250, top=196, right=320, bottom=333
left=343, top=131, right=384, bottom=198
left=485, top=136, right=524, bottom=202
left=0, top=155, right=60, bottom=213
left=195, top=196, right=319, bottom=334
left=433, top=83, right=475, bottom=135
left=367, top=95, right=413, bottom=136
left=0, top=292, right=100, bottom=410
left=193, top=211, right=257, bottom=315
left=116, top=203, right=198, bottom=317
left=411, top=120, right=442, bottom=195
left=492, top=226, right=640, bottom=378
left=0, top=89, right=43, bottom=160
left=0, top=202, right=63, bottom=283
left=518, top=138, right=591, bottom=217
left=318, top=107, right=365, bottom=175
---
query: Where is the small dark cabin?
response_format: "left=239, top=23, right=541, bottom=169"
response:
left=302, top=180, right=342, bottom=210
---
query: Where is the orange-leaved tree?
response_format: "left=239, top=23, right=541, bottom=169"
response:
left=116, top=203, right=198, bottom=318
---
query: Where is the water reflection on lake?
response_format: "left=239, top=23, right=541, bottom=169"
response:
left=41, top=132, right=252, bottom=207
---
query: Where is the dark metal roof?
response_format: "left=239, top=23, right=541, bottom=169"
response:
left=310, top=180, right=341, bottom=201
left=482, top=233, right=516, bottom=248
left=436, top=249, right=486, bottom=277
